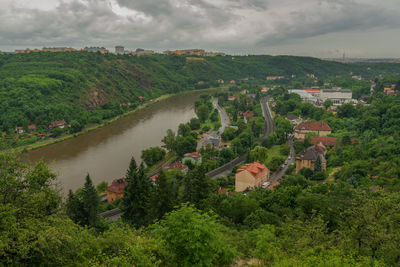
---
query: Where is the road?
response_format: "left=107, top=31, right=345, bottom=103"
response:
left=260, top=97, right=275, bottom=140
left=213, top=99, right=231, bottom=134
left=269, top=138, right=296, bottom=184
left=260, top=97, right=294, bottom=184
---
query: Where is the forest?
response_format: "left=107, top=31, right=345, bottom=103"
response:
left=1, top=52, right=400, bottom=150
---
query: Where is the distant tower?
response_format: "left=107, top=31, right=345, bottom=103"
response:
left=115, top=46, right=124, bottom=55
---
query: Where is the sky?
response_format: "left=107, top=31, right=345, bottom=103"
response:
left=0, top=0, right=399, bottom=58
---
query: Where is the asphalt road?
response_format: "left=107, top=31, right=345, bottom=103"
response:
left=260, top=97, right=275, bottom=139
left=213, top=99, right=231, bottom=134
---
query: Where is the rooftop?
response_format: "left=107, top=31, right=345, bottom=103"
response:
left=236, top=161, right=268, bottom=178
left=295, top=121, right=332, bottom=131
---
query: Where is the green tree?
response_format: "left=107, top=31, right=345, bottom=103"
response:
left=324, top=99, right=333, bottom=110
left=197, top=105, right=210, bottom=123
left=173, top=136, right=197, bottom=156
left=250, top=146, right=269, bottom=164
left=183, top=165, right=214, bottom=207
left=121, top=157, right=153, bottom=227
left=189, top=117, right=201, bottom=130
left=65, top=189, right=85, bottom=225
left=152, top=204, right=236, bottom=266
left=82, top=174, right=99, bottom=227
left=150, top=171, right=178, bottom=221
left=314, top=154, right=322, bottom=172
left=178, top=123, right=192, bottom=136
left=162, top=129, right=176, bottom=152
left=141, top=146, right=166, bottom=167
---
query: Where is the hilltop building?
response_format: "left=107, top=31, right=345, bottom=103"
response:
left=115, top=45, right=124, bottom=54
left=83, top=47, right=108, bottom=54
left=235, top=162, right=270, bottom=192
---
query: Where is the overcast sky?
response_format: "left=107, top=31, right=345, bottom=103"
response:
left=1, top=0, right=399, bottom=57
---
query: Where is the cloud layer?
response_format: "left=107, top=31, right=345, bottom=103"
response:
left=1, top=0, right=399, bottom=57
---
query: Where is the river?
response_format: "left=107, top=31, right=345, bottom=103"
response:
left=21, top=91, right=204, bottom=194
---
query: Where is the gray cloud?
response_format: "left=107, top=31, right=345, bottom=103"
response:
left=0, top=0, right=399, bottom=57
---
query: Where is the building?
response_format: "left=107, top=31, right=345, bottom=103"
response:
left=183, top=152, right=202, bottom=165
left=266, top=76, right=284, bottom=80
left=106, top=178, right=128, bottom=202
left=230, top=80, right=236, bottom=84
left=294, top=121, right=332, bottom=139
left=320, top=89, right=352, bottom=106
left=198, top=132, right=222, bottom=150
left=310, top=136, right=338, bottom=146
left=42, top=47, right=75, bottom=52
left=243, top=110, right=254, bottom=123
left=83, top=47, right=109, bottom=54
left=135, top=48, right=155, bottom=56
left=115, top=45, right=124, bottom=54
left=217, top=78, right=224, bottom=84
left=228, top=95, right=238, bottom=101
left=241, top=89, right=249, bottom=94
left=28, top=124, right=37, bottom=133
left=14, top=127, right=25, bottom=134
left=165, top=161, right=189, bottom=174
left=288, top=89, right=319, bottom=104
left=49, top=120, right=68, bottom=130
left=285, top=114, right=302, bottom=125
left=295, top=143, right=327, bottom=173
left=235, top=162, right=270, bottom=192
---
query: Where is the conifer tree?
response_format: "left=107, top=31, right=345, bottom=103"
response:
left=121, top=157, right=153, bottom=227
left=314, top=154, right=322, bottom=172
left=183, top=165, right=213, bottom=207
left=65, top=189, right=84, bottom=225
left=82, top=174, right=99, bottom=227
left=150, top=170, right=178, bottom=221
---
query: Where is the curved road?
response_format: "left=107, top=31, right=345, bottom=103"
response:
left=213, top=99, right=231, bottom=134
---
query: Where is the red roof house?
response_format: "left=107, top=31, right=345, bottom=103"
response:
left=49, top=120, right=68, bottom=130
left=235, top=162, right=270, bottom=192
left=294, top=121, right=332, bottom=139
left=107, top=178, right=128, bottom=202
left=166, top=161, right=189, bottom=173
left=243, top=110, right=254, bottom=123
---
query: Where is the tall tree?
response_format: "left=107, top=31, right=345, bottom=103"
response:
left=65, top=189, right=85, bottom=225
left=121, top=157, right=153, bottom=227
left=183, top=165, right=214, bottom=207
left=82, top=174, right=99, bottom=227
left=314, top=154, right=322, bottom=172
left=150, top=171, right=178, bottom=221
left=162, top=129, right=176, bottom=152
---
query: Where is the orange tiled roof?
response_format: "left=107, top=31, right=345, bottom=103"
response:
left=107, top=178, right=128, bottom=194
left=236, top=162, right=268, bottom=178
left=167, top=161, right=188, bottom=171
left=311, top=136, right=337, bottom=146
left=295, top=121, right=331, bottom=131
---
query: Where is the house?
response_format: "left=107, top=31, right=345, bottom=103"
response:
left=295, top=143, right=327, bottom=173
left=241, top=89, right=249, bottom=94
left=235, top=162, right=270, bottom=192
left=28, top=124, right=37, bottom=132
left=183, top=152, right=202, bottom=165
left=228, top=95, right=238, bottom=101
left=198, top=133, right=222, bottom=150
left=217, top=78, right=224, bottom=84
left=14, top=127, right=25, bottom=134
left=165, top=161, right=189, bottom=174
left=150, top=174, right=159, bottom=184
left=285, top=114, right=302, bottom=125
left=243, top=110, right=254, bottom=123
left=230, top=80, right=236, bottom=84
left=198, top=81, right=205, bottom=84
left=106, top=178, right=128, bottom=202
left=49, top=120, right=68, bottom=130
left=294, top=121, right=332, bottom=139
left=266, top=76, right=284, bottom=80
left=320, top=89, right=353, bottom=106
left=261, top=87, right=271, bottom=93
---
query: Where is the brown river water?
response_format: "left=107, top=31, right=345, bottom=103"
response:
left=21, top=91, right=205, bottom=195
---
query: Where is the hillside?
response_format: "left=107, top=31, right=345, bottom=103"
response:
left=1, top=52, right=400, bottom=134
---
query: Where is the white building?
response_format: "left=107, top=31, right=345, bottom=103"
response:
left=320, top=89, right=352, bottom=106
left=288, top=90, right=319, bottom=104
left=115, top=46, right=124, bottom=55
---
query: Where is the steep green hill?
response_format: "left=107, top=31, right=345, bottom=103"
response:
left=1, top=52, right=400, bottom=133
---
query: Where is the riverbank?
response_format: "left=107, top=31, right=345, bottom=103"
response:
left=5, top=88, right=223, bottom=155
